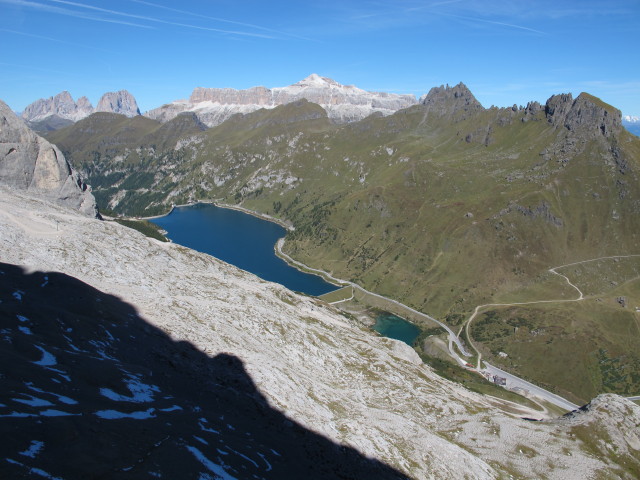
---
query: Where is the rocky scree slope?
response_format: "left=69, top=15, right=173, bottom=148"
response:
left=145, top=73, right=418, bottom=127
left=0, top=100, right=97, bottom=217
left=1, top=186, right=640, bottom=479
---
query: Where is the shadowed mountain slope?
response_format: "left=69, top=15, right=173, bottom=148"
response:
left=0, top=262, right=408, bottom=479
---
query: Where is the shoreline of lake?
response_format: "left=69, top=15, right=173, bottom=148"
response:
left=148, top=202, right=338, bottom=296
left=143, top=201, right=342, bottom=289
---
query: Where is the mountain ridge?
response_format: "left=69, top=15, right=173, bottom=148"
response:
left=146, top=73, right=418, bottom=127
left=21, top=90, right=141, bottom=131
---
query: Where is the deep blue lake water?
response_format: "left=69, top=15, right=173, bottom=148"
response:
left=151, top=203, right=337, bottom=296
left=372, top=313, right=421, bottom=346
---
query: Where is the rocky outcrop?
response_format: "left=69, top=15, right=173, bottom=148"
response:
left=95, top=90, right=140, bottom=117
left=419, top=82, right=484, bottom=118
left=21, top=90, right=140, bottom=128
left=0, top=100, right=98, bottom=216
left=21, top=91, right=93, bottom=123
left=146, top=74, right=418, bottom=127
left=545, top=93, right=622, bottom=138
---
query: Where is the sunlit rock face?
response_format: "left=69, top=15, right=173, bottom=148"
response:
left=0, top=100, right=98, bottom=217
left=146, top=74, right=418, bottom=127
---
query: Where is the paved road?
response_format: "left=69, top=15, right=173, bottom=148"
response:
left=482, top=362, right=580, bottom=411
left=275, top=238, right=472, bottom=357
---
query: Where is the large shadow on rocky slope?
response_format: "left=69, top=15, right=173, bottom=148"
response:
left=0, top=262, right=410, bottom=480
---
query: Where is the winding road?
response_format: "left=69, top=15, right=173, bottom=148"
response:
left=275, top=235, right=640, bottom=411
left=275, top=238, right=472, bottom=357
left=461, top=254, right=640, bottom=409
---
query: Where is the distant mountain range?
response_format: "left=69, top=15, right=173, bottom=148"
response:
left=21, top=90, right=141, bottom=132
left=146, top=74, right=417, bottom=126
left=21, top=74, right=418, bottom=130
left=623, top=115, right=640, bottom=136
left=22, top=75, right=640, bottom=136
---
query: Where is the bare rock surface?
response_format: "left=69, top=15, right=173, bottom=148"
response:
left=0, top=100, right=97, bottom=216
left=21, top=91, right=93, bottom=123
left=419, top=82, right=484, bottom=118
left=21, top=90, right=140, bottom=126
left=95, top=90, right=141, bottom=117
left=1, top=187, right=639, bottom=478
left=146, top=74, right=418, bottom=127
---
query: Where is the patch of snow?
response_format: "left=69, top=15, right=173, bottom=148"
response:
left=257, top=452, right=272, bottom=472
left=185, top=446, right=238, bottom=480
left=193, top=436, right=208, bottom=445
left=88, top=340, right=117, bottom=361
left=6, top=458, right=63, bottom=480
left=198, top=418, right=220, bottom=434
left=12, top=395, right=53, bottom=407
left=40, top=409, right=78, bottom=417
left=19, top=440, right=44, bottom=458
left=0, top=411, right=37, bottom=418
left=226, top=447, right=259, bottom=468
left=32, top=345, right=56, bottom=366
left=159, top=405, right=182, bottom=412
left=12, top=290, right=24, bottom=301
left=95, top=408, right=156, bottom=420
left=26, top=384, right=78, bottom=405
left=99, top=375, right=160, bottom=403
left=41, top=276, right=48, bottom=287
left=16, top=315, right=29, bottom=322
left=45, top=368, right=70, bottom=382
left=18, top=326, right=33, bottom=335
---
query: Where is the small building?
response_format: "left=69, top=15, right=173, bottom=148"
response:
left=493, top=375, right=507, bottom=386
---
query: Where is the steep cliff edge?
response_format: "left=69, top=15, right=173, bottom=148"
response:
left=0, top=100, right=98, bottom=217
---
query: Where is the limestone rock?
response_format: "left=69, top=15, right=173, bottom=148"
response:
left=0, top=99, right=98, bottom=217
left=22, top=90, right=140, bottom=128
left=21, top=91, right=94, bottom=123
left=146, top=74, right=418, bottom=127
left=95, top=90, right=141, bottom=117
left=545, top=93, right=622, bottom=138
left=419, top=82, right=484, bottom=117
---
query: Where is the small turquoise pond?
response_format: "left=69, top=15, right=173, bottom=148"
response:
left=372, top=313, right=421, bottom=346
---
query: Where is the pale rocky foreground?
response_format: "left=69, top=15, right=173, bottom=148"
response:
left=1, top=186, right=639, bottom=479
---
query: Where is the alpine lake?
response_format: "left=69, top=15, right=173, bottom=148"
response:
left=152, top=203, right=422, bottom=346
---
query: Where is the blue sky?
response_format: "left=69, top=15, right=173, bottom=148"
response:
left=1, top=0, right=639, bottom=116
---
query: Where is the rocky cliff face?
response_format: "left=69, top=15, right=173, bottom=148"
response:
left=0, top=100, right=97, bottom=216
left=1, top=187, right=640, bottom=479
left=21, top=91, right=93, bottom=123
left=21, top=90, right=140, bottom=127
left=146, top=74, right=418, bottom=127
left=545, top=92, right=622, bottom=138
left=419, top=82, right=485, bottom=118
left=95, top=90, right=141, bottom=117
